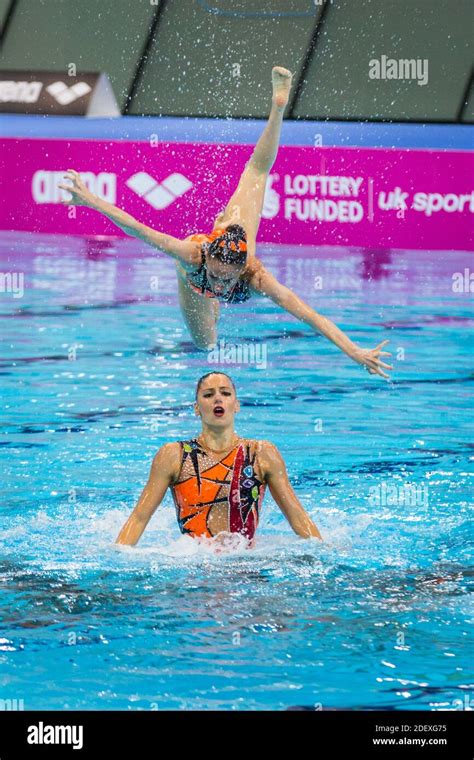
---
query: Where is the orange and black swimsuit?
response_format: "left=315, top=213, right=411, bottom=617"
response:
left=186, top=227, right=252, bottom=305
left=170, top=437, right=266, bottom=540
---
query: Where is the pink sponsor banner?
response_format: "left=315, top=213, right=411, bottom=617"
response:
left=1, top=137, right=473, bottom=250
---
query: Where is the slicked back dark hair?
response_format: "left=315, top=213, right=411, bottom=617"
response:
left=207, top=224, right=247, bottom=267
left=195, top=372, right=237, bottom=400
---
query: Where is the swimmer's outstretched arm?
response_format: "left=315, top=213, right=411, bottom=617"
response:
left=58, top=170, right=199, bottom=268
left=259, top=442, right=323, bottom=540
left=250, top=265, right=393, bottom=378
left=115, top=443, right=180, bottom=546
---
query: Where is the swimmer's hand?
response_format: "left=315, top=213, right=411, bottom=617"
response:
left=58, top=170, right=97, bottom=207
left=351, top=340, right=393, bottom=379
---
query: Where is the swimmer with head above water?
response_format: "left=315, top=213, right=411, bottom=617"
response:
left=59, top=66, right=392, bottom=379
left=115, top=372, right=323, bottom=548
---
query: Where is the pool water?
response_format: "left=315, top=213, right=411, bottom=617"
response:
left=0, top=231, right=472, bottom=710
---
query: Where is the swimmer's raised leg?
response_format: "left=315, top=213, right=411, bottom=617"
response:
left=218, top=66, right=293, bottom=242
left=249, top=66, right=293, bottom=171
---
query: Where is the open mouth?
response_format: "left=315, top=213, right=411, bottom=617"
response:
left=213, top=406, right=225, bottom=417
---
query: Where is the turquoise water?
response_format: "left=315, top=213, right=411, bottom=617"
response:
left=0, top=232, right=472, bottom=710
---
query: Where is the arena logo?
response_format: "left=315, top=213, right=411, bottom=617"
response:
left=0, top=80, right=91, bottom=104
left=27, top=722, right=83, bottom=750
left=0, top=80, right=43, bottom=103
left=33, top=171, right=117, bottom=204
left=45, top=81, right=92, bottom=105
left=126, top=172, right=193, bottom=209
left=369, top=55, right=429, bottom=86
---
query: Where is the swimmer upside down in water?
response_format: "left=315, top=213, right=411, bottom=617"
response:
left=59, top=66, right=392, bottom=379
left=115, top=371, right=323, bottom=548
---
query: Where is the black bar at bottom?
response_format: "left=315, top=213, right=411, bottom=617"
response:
left=0, top=709, right=472, bottom=757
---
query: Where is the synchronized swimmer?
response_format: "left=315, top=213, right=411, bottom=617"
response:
left=115, top=371, right=323, bottom=548
left=59, top=66, right=393, bottom=379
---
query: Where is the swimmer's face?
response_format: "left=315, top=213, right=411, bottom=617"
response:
left=194, top=374, right=240, bottom=425
left=205, top=255, right=243, bottom=296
